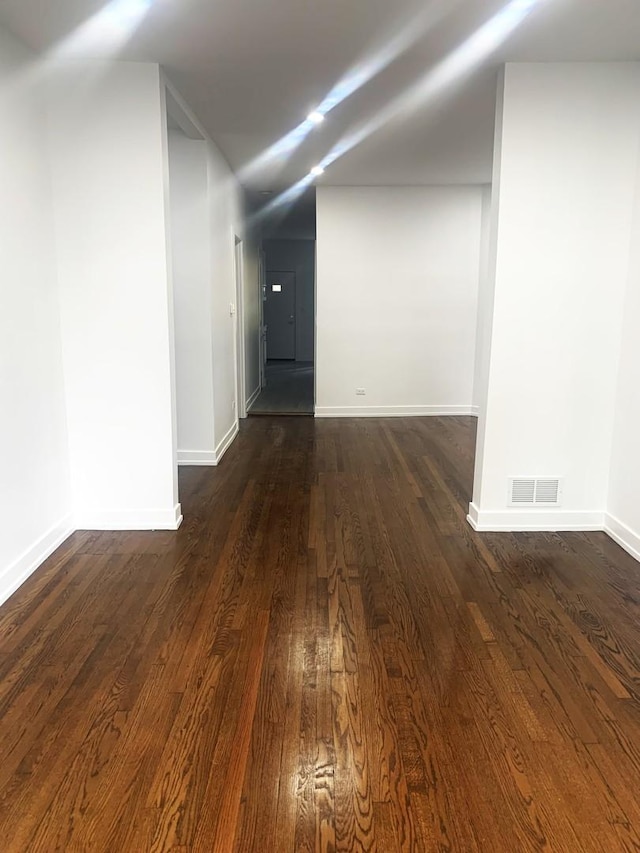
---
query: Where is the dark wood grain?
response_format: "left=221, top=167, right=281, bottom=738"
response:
left=1, top=415, right=640, bottom=851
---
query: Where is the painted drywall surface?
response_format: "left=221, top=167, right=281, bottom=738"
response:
left=472, top=185, right=492, bottom=412
left=315, top=186, right=482, bottom=412
left=47, top=62, right=180, bottom=528
left=164, top=78, right=244, bottom=456
left=161, top=109, right=181, bottom=506
left=243, top=227, right=261, bottom=404
left=168, top=130, right=215, bottom=455
left=207, top=141, right=243, bottom=449
left=607, top=130, right=640, bottom=553
left=0, top=27, right=72, bottom=592
left=473, top=63, right=640, bottom=523
left=264, top=240, right=315, bottom=363
left=471, top=70, right=505, bottom=506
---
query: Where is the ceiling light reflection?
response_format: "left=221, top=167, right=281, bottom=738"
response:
left=0, top=0, right=156, bottom=101
left=238, top=0, right=457, bottom=184
left=53, top=0, right=154, bottom=58
left=318, top=0, right=546, bottom=174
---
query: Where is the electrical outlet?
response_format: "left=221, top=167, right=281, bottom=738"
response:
left=232, top=400, right=236, bottom=410
left=356, top=388, right=366, bottom=396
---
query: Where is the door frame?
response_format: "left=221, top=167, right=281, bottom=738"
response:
left=233, top=234, right=247, bottom=418
left=259, top=247, right=267, bottom=389
left=265, top=269, right=297, bottom=362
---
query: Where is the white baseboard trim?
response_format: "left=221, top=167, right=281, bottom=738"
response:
left=178, top=449, right=218, bottom=467
left=467, top=502, right=604, bottom=532
left=76, top=503, right=183, bottom=531
left=0, top=513, right=74, bottom=608
left=178, top=422, right=239, bottom=468
left=215, top=420, right=239, bottom=465
left=604, top=513, right=640, bottom=563
left=245, top=385, right=261, bottom=412
left=470, top=405, right=480, bottom=417
left=315, top=405, right=477, bottom=418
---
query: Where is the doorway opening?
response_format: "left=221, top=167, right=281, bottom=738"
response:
left=249, top=190, right=316, bottom=416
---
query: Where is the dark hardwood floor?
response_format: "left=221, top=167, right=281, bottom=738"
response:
left=1, top=416, right=640, bottom=851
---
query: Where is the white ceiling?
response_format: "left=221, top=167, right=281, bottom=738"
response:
left=2, top=0, right=640, bottom=191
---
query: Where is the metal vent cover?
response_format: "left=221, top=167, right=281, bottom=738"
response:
left=508, top=477, right=562, bottom=507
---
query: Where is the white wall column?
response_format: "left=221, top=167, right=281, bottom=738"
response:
left=606, top=129, right=640, bottom=560
left=470, top=63, right=640, bottom=531
left=47, top=62, right=181, bottom=530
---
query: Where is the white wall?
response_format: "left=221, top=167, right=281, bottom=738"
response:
left=0, top=28, right=73, bottom=602
left=472, top=185, right=492, bottom=411
left=168, top=130, right=216, bottom=460
left=607, top=130, right=640, bottom=559
left=165, top=81, right=245, bottom=464
left=264, top=239, right=315, bottom=362
left=315, top=186, right=482, bottom=416
left=243, top=228, right=262, bottom=406
left=471, top=63, right=640, bottom=531
left=207, top=140, right=243, bottom=453
left=47, top=62, right=180, bottom=529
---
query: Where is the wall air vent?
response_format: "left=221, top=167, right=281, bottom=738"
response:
left=508, top=477, right=562, bottom=507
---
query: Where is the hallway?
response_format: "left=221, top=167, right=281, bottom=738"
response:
left=0, top=417, right=639, bottom=850
left=249, top=360, right=314, bottom=415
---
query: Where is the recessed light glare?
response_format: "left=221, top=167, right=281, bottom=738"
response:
left=310, top=165, right=325, bottom=177
left=308, top=111, right=325, bottom=125
left=110, top=0, right=153, bottom=23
